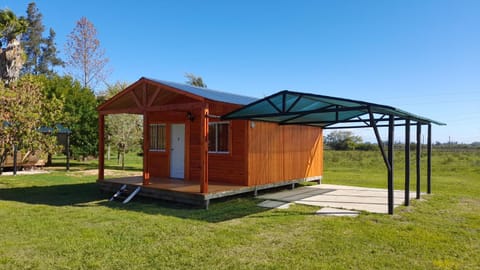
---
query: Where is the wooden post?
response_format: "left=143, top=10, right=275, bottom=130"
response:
left=387, top=115, right=394, bottom=215
left=427, top=123, right=432, bottom=194
left=143, top=112, right=150, bottom=185
left=416, top=122, right=421, bottom=199
left=13, top=144, right=17, bottom=176
left=66, top=132, right=70, bottom=171
left=200, top=104, right=209, bottom=193
left=98, top=114, right=105, bottom=181
left=404, top=119, right=411, bottom=206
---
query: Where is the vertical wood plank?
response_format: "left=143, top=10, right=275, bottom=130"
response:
left=247, top=122, right=323, bottom=186
left=200, top=104, right=209, bottom=193
left=143, top=112, right=150, bottom=185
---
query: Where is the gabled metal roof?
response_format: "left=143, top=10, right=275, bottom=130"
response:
left=222, top=90, right=446, bottom=127
left=38, top=124, right=72, bottom=134
left=146, top=78, right=258, bottom=105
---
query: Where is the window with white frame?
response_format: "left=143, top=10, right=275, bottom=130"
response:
left=208, top=122, right=229, bottom=153
left=149, top=124, right=166, bottom=151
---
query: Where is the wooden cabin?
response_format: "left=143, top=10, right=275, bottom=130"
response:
left=0, top=150, right=45, bottom=169
left=97, top=77, right=323, bottom=206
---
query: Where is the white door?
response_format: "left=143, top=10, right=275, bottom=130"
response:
left=170, top=124, right=185, bottom=179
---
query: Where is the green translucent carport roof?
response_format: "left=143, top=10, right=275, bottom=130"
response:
left=221, top=90, right=446, bottom=128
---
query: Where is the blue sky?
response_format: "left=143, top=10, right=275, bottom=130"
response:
left=4, top=0, right=480, bottom=143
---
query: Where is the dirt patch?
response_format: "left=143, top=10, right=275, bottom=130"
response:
left=0, top=170, right=49, bottom=176
left=67, top=169, right=142, bottom=177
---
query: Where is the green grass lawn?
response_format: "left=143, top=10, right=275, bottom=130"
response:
left=0, top=150, right=479, bottom=269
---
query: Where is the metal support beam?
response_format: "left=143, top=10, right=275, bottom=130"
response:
left=427, top=123, right=432, bottom=194
left=369, top=109, right=391, bottom=171
left=405, top=119, right=411, bottom=206
left=416, top=123, right=421, bottom=199
left=323, top=123, right=411, bottom=129
left=387, top=115, right=394, bottom=215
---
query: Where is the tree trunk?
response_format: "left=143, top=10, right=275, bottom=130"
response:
left=121, top=149, right=125, bottom=170
left=47, top=153, right=52, bottom=166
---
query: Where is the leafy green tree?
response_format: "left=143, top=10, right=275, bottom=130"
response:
left=65, top=17, right=109, bottom=91
left=0, top=9, right=28, bottom=44
left=0, top=75, right=59, bottom=174
left=43, top=75, right=98, bottom=159
left=325, top=130, right=363, bottom=150
left=185, top=73, right=207, bottom=88
left=104, top=82, right=142, bottom=169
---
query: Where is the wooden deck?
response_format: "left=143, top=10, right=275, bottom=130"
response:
left=98, top=176, right=322, bottom=208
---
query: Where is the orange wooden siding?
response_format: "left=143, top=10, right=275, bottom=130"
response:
left=145, top=99, right=322, bottom=187
left=147, top=101, right=248, bottom=186
left=247, top=122, right=323, bottom=186
left=147, top=111, right=186, bottom=179
left=100, top=78, right=325, bottom=192
left=190, top=102, right=248, bottom=185
left=207, top=120, right=248, bottom=185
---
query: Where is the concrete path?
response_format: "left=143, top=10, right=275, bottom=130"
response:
left=257, top=184, right=417, bottom=214
left=316, top=207, right=359, bottom=217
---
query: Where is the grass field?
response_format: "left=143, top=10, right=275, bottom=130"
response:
left=0, top=150, right=479, bottom=269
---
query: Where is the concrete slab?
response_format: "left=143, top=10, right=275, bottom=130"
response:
left=257, top=200, right=292, bottom=209
left=257, top=184, right=418, bottom=214
left=316, top=207, right=359, bottom=217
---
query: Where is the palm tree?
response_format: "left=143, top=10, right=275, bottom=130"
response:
left=0, top=9, right=28, bottom=84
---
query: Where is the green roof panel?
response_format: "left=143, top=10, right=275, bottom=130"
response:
left=222, top=90, right=445, bottom=127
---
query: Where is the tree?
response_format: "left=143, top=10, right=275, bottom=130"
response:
left=0, top=9, right=28, bottom=44
left=38, top=28, right=63, bottom=75
left=185, top=73, right=207, bottom=88
left=21, top=2, right=43, bottom=75
left=325, top=130, right=362, bottom=150
left=65, top=17, right=109, bottom=91
left=43, top=75, right=99, bottom=159
left=0, top=75, right=59, bottom=174
left=104, top=82, right=142, bottom=169
left=20, top=3, right=63, bottom=76
left=0, top=9, right=28, bottom=84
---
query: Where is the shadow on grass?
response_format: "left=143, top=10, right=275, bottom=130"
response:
left=0, top=183, right=271, bottom=223
left=100, top=196, right=273, bottom=223
left=0, top=183, right=104, bottom=206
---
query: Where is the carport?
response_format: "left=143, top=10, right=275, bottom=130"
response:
left=222, top=90, right=445, bottom=214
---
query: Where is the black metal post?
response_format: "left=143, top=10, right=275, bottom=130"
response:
left=404, top=119, right=411, bottom=206
left=416, top=123, right=421, bottom=199
left=66, top=133, right=70, bottom=171
left=13, top=144, right=17, bottom=176
left=388, top=115, right=394, bottom=215
left=368, top=109, right=391, bottom=171
left=427, top=124, right=432, bottom=194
